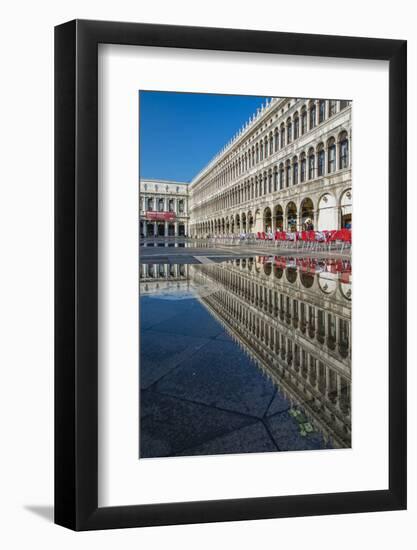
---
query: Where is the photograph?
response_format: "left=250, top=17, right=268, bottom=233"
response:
left=139, top=91, right=352, bottom=458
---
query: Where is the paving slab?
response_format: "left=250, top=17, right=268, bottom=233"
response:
left=154, top=338, right=276, bottom=418
left=140, top=390, right=254, bottom=458
left=175, top=421, right=278, bottom=456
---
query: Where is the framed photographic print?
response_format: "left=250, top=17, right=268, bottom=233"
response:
left=55, top=20, right=407, bottom=530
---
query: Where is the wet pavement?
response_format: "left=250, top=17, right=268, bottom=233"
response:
left=140, top=253, right=351, bottom=459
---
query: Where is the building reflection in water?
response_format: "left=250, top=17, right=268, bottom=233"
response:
left=140, top=256, right=351, bottom=450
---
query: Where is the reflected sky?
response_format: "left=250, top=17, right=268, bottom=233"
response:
left=139, top=256, right=351, bottom=458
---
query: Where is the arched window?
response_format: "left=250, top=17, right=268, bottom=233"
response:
left=327, top=137, right=336, bottom=173
left=292, top=156, right=299, bottom=185
left=329, top=100, right=337, bottom=116
left=268, top=171, right=272, bottom=193
left=300, top=152, right=306, bottom=182
left=318, top=100, right=326, bottom=123
left=269, top=133, right=274, bottom=155
left=280, top=124, right=285, bottom=148
left=263, top=173, right=268, bottom=194
left=264, top=137, right=268, bottom=158
left=317, top=143, right=325, bottom=176
left=308, top=148, right=315, bottom=179
left=274, top=128, right=279, bottom=152
left=287, top=118, right=292, bottom=143
left=301, top=107, right=307, bottom=134
left=293, top=113, right=299, bottom=140
left=339, top=131, right=349, bottom=168
left=309, top=103, right=316, bottom=129
left=260, top=141, right=264, bottom=161
left=285, top=160, right=291, bottom=188
left=256, top=143, right=259, bottom=163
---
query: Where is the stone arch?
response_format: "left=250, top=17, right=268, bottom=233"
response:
left=263, top=207, right=272, bottom=233
left=241, top=212, right=247, bottom=232
left=286, top=201, right=297, bottom=231
left=340, top=188, right=352, bottom=229
left=247, top=211, right=254, bottom=233
left=254, top=208, right=262, bottom=233
left=264, top=262, right=272, bottom=276
left=286, top=267, right=298, bottom=284
left=300, top=272, right=315, bottom=289
left=274, top=204, right=284, bottom=231
left=301, top=197, right=315, bottom=230
left=317, top=193, right=337, bottom=230
left=318, top=272, right=338, bottom=295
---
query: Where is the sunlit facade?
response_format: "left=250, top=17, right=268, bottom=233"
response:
left=139, top=179, right=189, bottom=237
left=188, top=97, right=352, bottom=238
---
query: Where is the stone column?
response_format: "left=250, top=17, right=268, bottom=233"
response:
left=175, top=222, right=179, bottom=237
left=153, top=222, right=157, bottom=237
left=164, top=221, right=168, bottom=237
left=143, top=221, right=147, bottom=237
left=315, top=99, right=320, bottom=126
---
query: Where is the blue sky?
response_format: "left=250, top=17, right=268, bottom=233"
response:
left=139, top=91, right=267, bottom=183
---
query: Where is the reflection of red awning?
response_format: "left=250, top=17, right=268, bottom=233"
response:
left=145, top=211, right=176, bottom=221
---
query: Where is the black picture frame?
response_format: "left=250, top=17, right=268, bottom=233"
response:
left=55, top=19, right=407, bottom=531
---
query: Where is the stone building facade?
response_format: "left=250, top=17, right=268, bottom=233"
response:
left=139, top=179, right=189, bottom=237
left=188, top=97, right=352, bottom=238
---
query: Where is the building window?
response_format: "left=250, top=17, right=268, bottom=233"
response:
left=293, top=114, right=299, bottom=140
left=287, top=119, right=292, bottom=143
left=274, top=128, right=279, bottom=152
left=340, top=100, right=349, bottom=110
left=279, top=164, right=284, bottom=189
left=308, top=150, right=315, bottom=179
left=318, top=100, right=326, bottom=123
left=301, top=109, right=307, bottom=134
left=260, top=142, right=264, bottom=161
left=309, top=105, right=316, bottom=129
left=256, top=144, right=259, bottom=163
left=158, top=198, right=164, bottom=212
left=269, top=134, right=274, bottom=155
left=328, top=138, right=336, bottom=173
left=148, top=198, right=153, bottom=211
left=286, top=162, right=291, bottom=188
left=329, top=100, right=337, bottom=116
left=293, top=160, right=298, bottom=185
left=179, top=200, right=184, bottom=213
left=300, top=154, right=306, bottom=182
left=274, top=169, right=278, bottom=191
left=169, top=199, right=174, bottom=212
left=280, top=125, right=285, bottom=148
left=317, top=145, right=325, bottom=176
left=340, top=132, right=349, bottom=168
